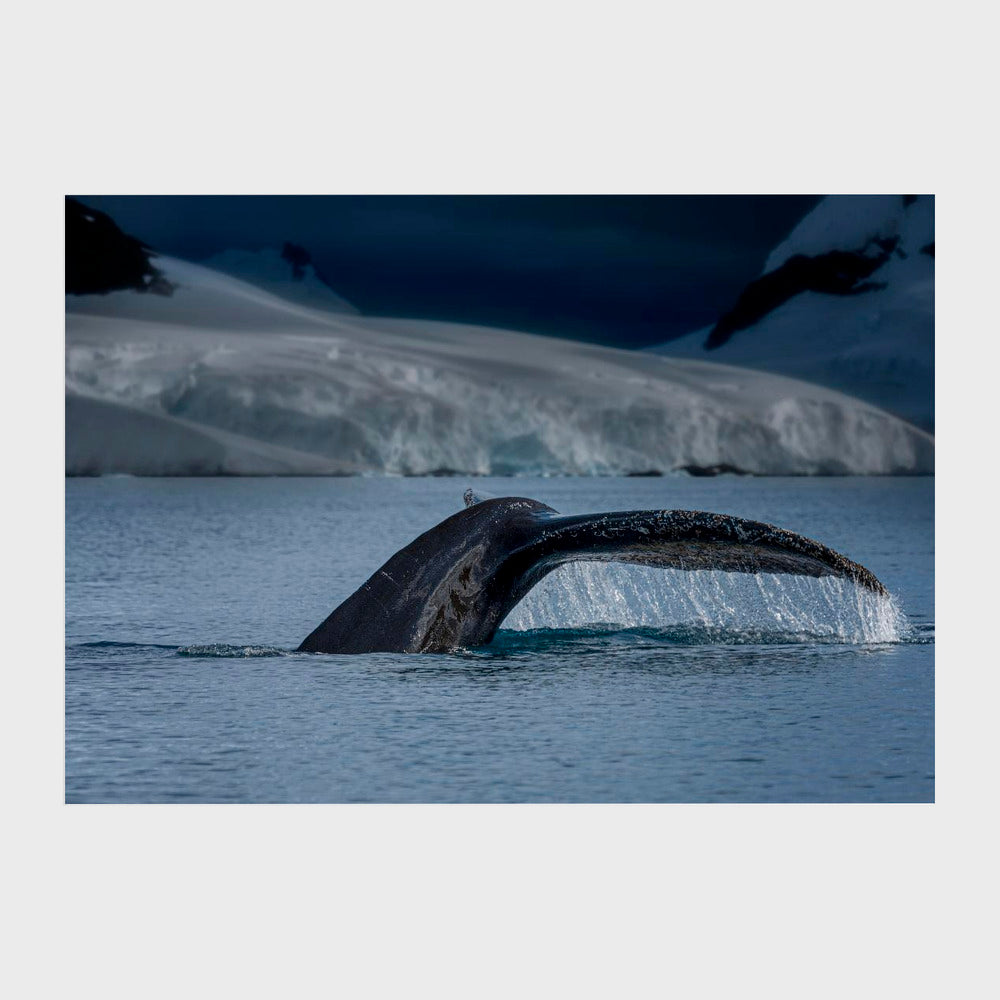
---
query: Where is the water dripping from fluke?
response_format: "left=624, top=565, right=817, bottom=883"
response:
left=500, top=563, right=906, bottom=645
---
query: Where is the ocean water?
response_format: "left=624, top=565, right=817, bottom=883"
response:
left=65, top=475, right=933, bottom=802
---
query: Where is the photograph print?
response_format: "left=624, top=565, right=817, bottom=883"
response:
left=65, top=193, right=934, bottom=803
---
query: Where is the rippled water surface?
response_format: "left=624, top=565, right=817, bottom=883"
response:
left=66, top=476, right=933, bottom=802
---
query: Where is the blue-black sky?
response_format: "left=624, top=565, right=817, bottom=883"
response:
left=79, top=195, right=821, bottom=348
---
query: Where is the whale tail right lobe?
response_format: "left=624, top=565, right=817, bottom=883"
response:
left=503, top=507, right=887, bottom=597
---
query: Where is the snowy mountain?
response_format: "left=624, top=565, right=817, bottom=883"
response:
left=647, top=195, right=934, bottom=431
left=199, top=244, right=357, bottom=315
left=65, top=253, right=933, bottom=477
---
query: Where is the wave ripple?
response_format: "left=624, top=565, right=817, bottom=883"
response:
left=176, top=643, right=292, bottom=658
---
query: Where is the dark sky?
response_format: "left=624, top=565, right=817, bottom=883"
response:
left=80, top=195, right=821, bottom=348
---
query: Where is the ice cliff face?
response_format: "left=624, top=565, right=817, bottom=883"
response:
left=65, top=253, right=934, bottom=477
left=648, top=195, right=934, bottom=431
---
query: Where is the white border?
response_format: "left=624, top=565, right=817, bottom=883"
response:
left=8, top=2, right=990, bottom=996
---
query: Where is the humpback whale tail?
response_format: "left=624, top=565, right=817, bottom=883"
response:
left=298, top=493, right=887, bottom=655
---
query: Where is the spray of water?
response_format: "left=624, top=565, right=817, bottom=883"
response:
left=177, top=644, right=291, bottom=658
left=502, top=562, right=904, bottom=643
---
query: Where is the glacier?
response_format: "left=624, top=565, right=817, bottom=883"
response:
left=648, top=195, right=934, bottom=432
left=65, top=253, right=934, bottom=477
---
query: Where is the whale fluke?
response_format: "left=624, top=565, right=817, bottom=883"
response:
left=298, top=495, right=887, bottom=654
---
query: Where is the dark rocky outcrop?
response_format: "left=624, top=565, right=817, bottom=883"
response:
left=704, top=237, right=898, bottom=350
left=280, top=241, right=311, bottom=280
left=675, top=463, right=751, bottom=477
left=280, top=240, right=341, bottom=293
left=65, top=197, right=173, bottom=296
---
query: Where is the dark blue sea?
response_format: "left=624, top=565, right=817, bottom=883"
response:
left=65, top=475, right=933, bottom=802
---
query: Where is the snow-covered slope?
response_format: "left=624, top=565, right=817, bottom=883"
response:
left=65, top=254, right=934, bottom=476
left=648, top=195, right=934, bottom=431
left=199, top=247, right=357, bottom=315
